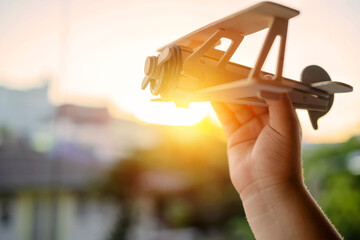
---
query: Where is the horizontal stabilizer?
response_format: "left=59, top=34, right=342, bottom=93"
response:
left=311, top=81, right=353, bottom=94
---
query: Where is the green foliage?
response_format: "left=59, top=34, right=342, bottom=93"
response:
left=303, top=136, right=360, bottom=240
left=226, top=218, right=255, bottom=240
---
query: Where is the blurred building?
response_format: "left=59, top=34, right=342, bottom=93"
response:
left=0, top=83, right=161, bottom=240
left=0, top=84, right=55, bottom=152
left=54, top=104, right=159, bottom=163
left=0, top=83, right=159, bottom=160
left=0, top=83, right=54, bottom=136
left=0, top=139, right=118, bottom=240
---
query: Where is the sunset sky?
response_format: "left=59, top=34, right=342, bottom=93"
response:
left=0, top=0, right=359, bottom=143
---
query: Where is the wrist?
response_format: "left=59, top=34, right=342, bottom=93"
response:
left=239, top=176, right=305, bottom=204
left=238, top=177, right=342, bottom=240
left=239, top=178, right=307, bottom=237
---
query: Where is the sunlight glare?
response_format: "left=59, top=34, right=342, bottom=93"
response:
left=134, top=102, right=213, bottom=126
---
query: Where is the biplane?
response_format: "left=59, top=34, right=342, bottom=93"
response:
left=141, top=2, right=353, bottom=129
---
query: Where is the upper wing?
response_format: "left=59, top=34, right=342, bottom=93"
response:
left=158, top=2, right=299, bottom=51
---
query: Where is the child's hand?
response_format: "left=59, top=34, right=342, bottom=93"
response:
left=212, top=94, right=342, bottom=240
left=212, top=93, right=302, bottom=199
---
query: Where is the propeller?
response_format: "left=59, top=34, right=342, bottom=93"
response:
left=141, top=45, right=182, bottom=96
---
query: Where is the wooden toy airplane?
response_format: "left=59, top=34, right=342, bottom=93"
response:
left=141, top=2, right=353, bottom=129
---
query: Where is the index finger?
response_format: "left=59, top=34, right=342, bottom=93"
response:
left=211, top=102, right=241, bottom=137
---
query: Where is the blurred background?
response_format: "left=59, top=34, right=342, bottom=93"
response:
left=0, top=0, right=359, bottom=239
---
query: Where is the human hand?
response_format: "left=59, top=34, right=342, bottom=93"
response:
left=213, top=94, right=343, bottom=240
left=212, top=93, right=302, bottom=199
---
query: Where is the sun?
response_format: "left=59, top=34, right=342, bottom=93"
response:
left=133, top=101, right=216, bottom=126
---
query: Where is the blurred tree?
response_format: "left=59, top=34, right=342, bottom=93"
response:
left=303, top=136, right=360, bottom=240
left=102, top=117, right=254, bottom=240
left=102, top=116, right=360, bottom=240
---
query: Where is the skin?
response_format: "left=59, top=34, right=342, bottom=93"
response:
left=212, top=94, right=342, bottom=240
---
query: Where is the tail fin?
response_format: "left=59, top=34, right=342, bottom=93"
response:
left=301, top=65, right=333, bottom=130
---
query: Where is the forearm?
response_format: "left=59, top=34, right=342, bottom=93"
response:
left=240, top=180, right=342, bottom=240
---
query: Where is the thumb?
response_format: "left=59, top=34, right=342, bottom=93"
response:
left=265, top=93, right=300, bottom=136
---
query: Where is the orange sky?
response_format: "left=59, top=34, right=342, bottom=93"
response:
left=0, top=0, right=359, bottom=143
